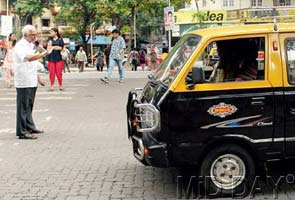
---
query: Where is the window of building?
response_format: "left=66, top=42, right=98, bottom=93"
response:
left=251, top=0, right=263, bottom=7
left=274, top=0, right=291, bottom=6
left=281, top=0, right=291, bottom=6
left=203, top=0, right=206, bottom=7
left=223, top=0, right=234, bottom=7
left=41, top=19, right=50, bottom=27
left=190, top=37, right=265, bottom=83
left=229, top=0, right=234, bottom=6
left=55, top=19, right=67, bottom=26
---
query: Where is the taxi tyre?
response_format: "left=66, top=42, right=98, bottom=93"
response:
left=200, top=145, right=255, bottom=198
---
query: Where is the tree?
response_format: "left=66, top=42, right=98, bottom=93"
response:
left=56, top=0, right=192, bottom=52
left=55, top=0, right=101, bottom=53
left=10, top=0, right=53, bottom=32
left=100, top=0, right=168, bottom=50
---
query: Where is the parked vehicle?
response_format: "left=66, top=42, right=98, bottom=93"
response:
left=126, top=23, right=295, bottom=197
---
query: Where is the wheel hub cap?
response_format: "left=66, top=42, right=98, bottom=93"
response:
left=210, top=154, right=246, bottom=190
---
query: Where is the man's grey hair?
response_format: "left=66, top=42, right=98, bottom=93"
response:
left=22, top=25, right=36, bottom=36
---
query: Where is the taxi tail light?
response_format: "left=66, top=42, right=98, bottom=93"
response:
left=134, top=103, right=160, bottom=133
left=144, top=148, right=149, bottom=155
left=273, top=41, right=278, bottom=51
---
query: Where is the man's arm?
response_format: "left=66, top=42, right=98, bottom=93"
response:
left=25, top=47, right=53, bottom=61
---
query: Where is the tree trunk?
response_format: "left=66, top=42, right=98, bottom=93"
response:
left=112, top=15, right=123, bottom=30
left=195, top=0, right=199, bottom=11
left=128, top=5, right=136, bottom=51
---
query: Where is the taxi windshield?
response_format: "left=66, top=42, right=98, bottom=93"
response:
left=152, top=34, right=201, bottom=86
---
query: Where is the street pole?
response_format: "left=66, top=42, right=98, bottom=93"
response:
left=134, top=9, right=136, bottom=49
left=168, top=0, right=171, bottom=52
left=7, top=0, right=9, bottom=40
left=7, top=0, right=9, bottom=16
left=90, top=23, right=95, bottom=67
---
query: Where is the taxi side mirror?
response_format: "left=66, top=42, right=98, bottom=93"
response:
left=192, top=66, right=205, bottom=84
left=186, top=67, right=205, bottom=90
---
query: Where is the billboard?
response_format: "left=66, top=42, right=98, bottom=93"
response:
left=174, top=10, right=227, bottom=24
left=164, top=6, right=174, bottom=31
left=1, top=16, right=13, bottom=37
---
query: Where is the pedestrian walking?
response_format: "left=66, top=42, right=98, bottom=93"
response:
left=47, top=28, right=65, bottom=91
left=128, top=48, right=139, bottom=71
left=95, top=47, right=104, bottom=71
left=13, top=24, right=53, bottom=139
left=149, top=45, right=158, bottom=70
left=1, top=33, right=16, bottom=88
left=104, top=44, right=111, bottom=70
left=139, top=48, right=146, bottom=71
left=61, top=46, right=71, bottom=73
left=159, top=47, right=168, bottom=63
left=100, top=29, right=126, bottom=84
left=75, top=46, right=87, bottom=72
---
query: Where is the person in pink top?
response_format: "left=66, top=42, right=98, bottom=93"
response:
left=2, top=33, right=16, bottom=88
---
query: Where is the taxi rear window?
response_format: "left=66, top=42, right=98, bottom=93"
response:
left=285, top=39, right=295, bottom=85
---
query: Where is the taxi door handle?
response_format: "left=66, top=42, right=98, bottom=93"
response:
left=290, top=108, right=295, bottom=115
left=251, top=101, right=264, bottom=106
left=251, top=97, right=265, bottom=106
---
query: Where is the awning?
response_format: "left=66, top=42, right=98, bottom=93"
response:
left=87, top=35, right=111, bottom=45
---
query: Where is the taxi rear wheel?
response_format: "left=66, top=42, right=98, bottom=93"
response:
left=200, top=145, right=255, bottom=198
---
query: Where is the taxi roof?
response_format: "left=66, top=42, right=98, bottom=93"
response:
left=189, top=23, right=295, bottom=38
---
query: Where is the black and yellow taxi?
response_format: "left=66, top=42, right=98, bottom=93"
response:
left=127, top=23, right=295, bottom=197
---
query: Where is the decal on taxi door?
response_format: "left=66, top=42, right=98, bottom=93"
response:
left=208, top=102, right=238, bottom=118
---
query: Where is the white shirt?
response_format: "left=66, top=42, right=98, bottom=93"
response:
left=13, top=38, right=38, bottom=88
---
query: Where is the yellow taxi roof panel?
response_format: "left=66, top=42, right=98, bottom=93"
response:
left=188, top=23, right=295, bottom=38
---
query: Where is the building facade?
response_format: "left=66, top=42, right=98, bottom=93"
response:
left=173, top=0, right=295, bottom=36
left=197, top=0, right=295, bottom=10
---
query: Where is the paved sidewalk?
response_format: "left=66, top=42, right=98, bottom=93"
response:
left=1, top=76, right=295, bottom=200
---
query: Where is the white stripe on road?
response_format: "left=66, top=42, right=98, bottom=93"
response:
left=0, top=128, right=14, bottom=134
left=34, top=109, right=49, bottom=113
left=0, top=96, right=72, bottom=101
left=3, top=104, right=15, bottom=107
left=0, top=97, right=15, bottom=101
left=39, top=96, right=72, bottom=100
left=70, top=84, right=89, bottom=87
left=45, top=116, right=52, bottom=121
left=1, top=109, right=49, bottom=114
left=5, top=91, right=76, bottom=95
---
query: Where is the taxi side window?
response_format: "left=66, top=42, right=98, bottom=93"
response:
left=193, top=37, right=265, bottom=83
left=285, top=39, right=295, bottom=84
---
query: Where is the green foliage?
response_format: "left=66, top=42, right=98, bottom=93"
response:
left=121, top=25, right=131, bottom=33
left=11, top=0, right=49, bottom=26
left=193, top=11, right=207, bottom=25
left=55, top=0, right=101, bottom=51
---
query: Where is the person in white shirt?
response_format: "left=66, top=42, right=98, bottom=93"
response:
left=13, top=24, right=52, bottom=139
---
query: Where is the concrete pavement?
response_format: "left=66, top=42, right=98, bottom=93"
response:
left=1, top=72, right=295, bottom=199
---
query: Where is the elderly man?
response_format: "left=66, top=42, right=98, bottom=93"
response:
left=75, top=46, right=87, bottom=72
left=13, top=25, right=52, bottom=139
